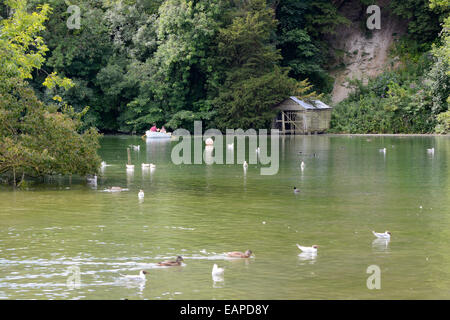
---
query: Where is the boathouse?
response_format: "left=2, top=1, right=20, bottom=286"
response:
left=272, top=97, right=332, bottom=135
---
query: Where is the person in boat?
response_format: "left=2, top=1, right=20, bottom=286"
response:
left=160, top=126, right=166, bottom=133
left=150, top=124, right=158, bottom=132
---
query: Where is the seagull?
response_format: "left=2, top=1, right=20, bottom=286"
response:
left=138, top=190, right=144, bottom=199
left=256, top=147, right=260, bottom=153
left=132, top=145, right=140, bottom=151
left=212, top=264, right=225, bottom=277
left=296, top=244, right=318, bottom=254
left=379, top=148, right=386, bottom=154
left=300, top=161, right=305, bottom=170
left=372, top=230, right=391, bottom=239
left=120, top=270, right=148, bottom=282
left=227, top=143, right=234, bottom=149
left=293, top=187, right=300, bottom=193
left=243, top=161, right=248, bottom=169
left=427, top=147, right=434, bottom=154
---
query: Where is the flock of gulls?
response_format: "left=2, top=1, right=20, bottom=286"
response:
left=90, top=141, right=433, bottom=285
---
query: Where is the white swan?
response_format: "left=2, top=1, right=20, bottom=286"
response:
left=138, top=190, right=144, bottom=199
left=372, top=230, right=391, bottom=239
left=121, top=270, right=148, bottom=282
left=296, top=244, right=318, bottom=254
left=212, top=264, right=225, bottom=277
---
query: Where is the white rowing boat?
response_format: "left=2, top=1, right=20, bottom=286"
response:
left=146, top=131, right=172, bottom=139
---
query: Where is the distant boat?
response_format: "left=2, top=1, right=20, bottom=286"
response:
left=146, top=131, right=171, bottom=139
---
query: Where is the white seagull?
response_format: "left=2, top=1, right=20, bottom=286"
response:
left=212, top=264, right=225, bottom=277
left=227, top=143, right=234, bottom=149
left=138, top=190, right=144, bottom=199
left=121, top=270, right=148, bottom=282
left=372, top=230, right=391, bottom=239
left=427, top=147, right=434, bottom=154
left=300, top=161, right=305, bottom=170
left=293, top=187, right=300, bottom=193
left=243, top=161, right=248, bottom=169
left=296, top=244, right=318, bottom=254
left=379, top=148, right=386, bottom=154
left=131, top=145, right=140, bottom=151
left=256, top=147, right=260, bottom=153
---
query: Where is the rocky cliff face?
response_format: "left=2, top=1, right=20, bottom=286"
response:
left=326, top=0, right=407, bottom=104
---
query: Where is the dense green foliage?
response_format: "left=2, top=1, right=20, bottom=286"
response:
left=1, top=0, right=448, bottom=139
left=0, top=0, right=101, bottom=186
left=17, top=0, right=344, bottom=133
left=332, top=0, right=449, bottom=134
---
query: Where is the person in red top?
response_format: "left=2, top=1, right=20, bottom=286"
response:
left=150, top=124, right=157, bottom=132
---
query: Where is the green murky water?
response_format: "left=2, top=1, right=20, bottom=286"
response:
left=0, top=135, right=449, bottom=300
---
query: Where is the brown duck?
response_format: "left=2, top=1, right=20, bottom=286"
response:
left=157, top=256, right=184, bottom=266
left=226, top=250, right=253, bottom=258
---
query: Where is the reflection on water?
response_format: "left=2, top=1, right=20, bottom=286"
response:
left=298, top=252, right=317, bottom=264
left=372, top=238, right=390, bottom=252
left=0, top=135, right=449, bottom=299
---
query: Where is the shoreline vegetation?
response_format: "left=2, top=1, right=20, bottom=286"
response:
left=0, top=0, right=449, bottom=185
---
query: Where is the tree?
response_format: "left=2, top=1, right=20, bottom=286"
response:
left=212, top=0, right=319, bottom=130
left=0, top=0, right=101, bottom=186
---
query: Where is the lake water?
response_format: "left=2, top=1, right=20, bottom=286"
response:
left=0, top=135, right=449, bottom=300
